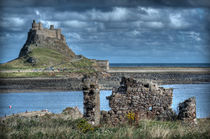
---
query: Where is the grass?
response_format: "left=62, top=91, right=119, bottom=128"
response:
left=0, top=46, right=98, bottom=77
left=0, top=72, right=52, bottom=78
left=0, top=115, right=209, bottom=139
left=0, top=71, right=95, bottom=78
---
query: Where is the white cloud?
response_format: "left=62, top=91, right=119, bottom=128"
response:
left=12, top=17, right=25, bottom=26
left=169, top=13, right=189, bottom=29
left=88, top=7, right=129, bottom=21
left=146, top=21, right=164, bottom=29
left=189, top=32, right=201, bottom=41
left=35, top=10, right=40, bottom=16
left=53, top=11, right=87, bottom=21
left=0, top=17, right=25, bottom=31
left=110, top=7, right=129, bottom=21
left=139, top=7, right=159, bottom=15
left=63, top=20, right=88, bottom=28
left=138, top=7, right=160, bottom=21
left=66, top=32, right=82, bottom=41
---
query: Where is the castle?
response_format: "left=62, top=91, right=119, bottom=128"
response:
left=21, top=20, right=110, bottom=70
left=27, top=20, right=66, bottom=43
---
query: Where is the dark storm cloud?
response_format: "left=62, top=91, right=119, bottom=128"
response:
left=1, top=0, right=210, bottom=8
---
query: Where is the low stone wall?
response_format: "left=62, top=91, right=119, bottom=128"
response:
left=99, top=72, right=210, bottom=89
left=0, top=71, right=209, bottom=92
left=0, top=77, right=83, bottom=92
left=101, top=77, right=174, bottom=125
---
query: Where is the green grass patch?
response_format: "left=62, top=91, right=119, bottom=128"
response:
left=0, top=72, right=50, bottom=78
left=1, top=115, right=210, bottom=139
left=0, top=46, right=97, bottom=77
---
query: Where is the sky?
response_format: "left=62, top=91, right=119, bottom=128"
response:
left=0, top=0, right=210, bottom=63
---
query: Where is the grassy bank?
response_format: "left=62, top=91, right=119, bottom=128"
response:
left=0, top=114, right=209, bottom=139
left=0, top=47, right=98, bottom=77
left=0, top=70, right=95, bottom=78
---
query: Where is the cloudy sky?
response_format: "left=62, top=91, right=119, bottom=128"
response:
left=0, top=0, right=210, bottom=63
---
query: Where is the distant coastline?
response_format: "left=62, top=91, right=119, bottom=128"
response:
left=1, top=67, right=210, bottom=92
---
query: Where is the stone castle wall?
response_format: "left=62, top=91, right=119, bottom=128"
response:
left=30, top=20, right=64, bottom=42
left=101, top=77, right=174, bottom=125
left=35, top=29, right=61, bottom=40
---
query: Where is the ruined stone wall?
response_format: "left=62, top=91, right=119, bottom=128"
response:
left=102, top=77, right=174, bottom=125
left=83, top=77, right=100, bottom=125
left=178, top=97, right=196, bottom=124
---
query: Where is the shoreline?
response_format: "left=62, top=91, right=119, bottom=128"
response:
left=0, top=67, right=210, bottom=93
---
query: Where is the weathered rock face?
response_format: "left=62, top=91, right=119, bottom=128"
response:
left=19, top=20, right=76, bottom=58
left=83, top=77, right=100, bottom=125
left=178, top=97, right=196, bottom=123
left=102, top=77, right=174, bottom=125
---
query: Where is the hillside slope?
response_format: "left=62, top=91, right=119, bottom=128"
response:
left=0, top=20, right=100, bottom=74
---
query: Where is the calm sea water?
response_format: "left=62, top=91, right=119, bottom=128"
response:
left=0, top=84, right=209, bottom=118
left=110, top=63, right=210, bottom=68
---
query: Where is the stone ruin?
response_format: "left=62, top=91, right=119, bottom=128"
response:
left=101, top=77, right=175, bottom=125
left=178, top=97, right=196, bottom=124
left=83, top=77, right=100, bottom=125
left=82, top=77, right=197, bottom=125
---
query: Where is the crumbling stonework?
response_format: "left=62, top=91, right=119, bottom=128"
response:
left=83, top=77, right=100, bottom=125
left=178, top=97, right=196, bottom=123
left=102, top=77, right=174, bottom=125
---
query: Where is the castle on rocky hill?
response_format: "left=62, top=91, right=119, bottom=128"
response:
left=26, top=20, right=66, bottom=44
left=20, top=20, right=74, bottom=58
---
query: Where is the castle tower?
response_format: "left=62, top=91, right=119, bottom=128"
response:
left=38, top=22, right=43, bottom=30
left=50, top=25, right=54, bottom=30
left=32, top=20, right=38, bottom=30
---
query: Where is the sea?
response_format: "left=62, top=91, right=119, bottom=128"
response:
left=0, top=63, right=209, bottom=118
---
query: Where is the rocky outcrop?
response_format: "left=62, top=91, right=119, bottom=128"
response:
left=101, top=77, right=174, bottom=125
left=19, top=20, right=76, bottom=59
left=178, top=97, right=196, bottom=124
left=62, top=107, right=83, bottom=119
